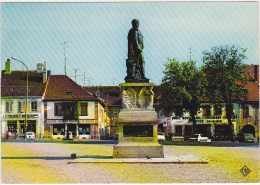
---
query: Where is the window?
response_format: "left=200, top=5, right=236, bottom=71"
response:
left=214, top=105, right=222, bottom=116
left=53, top=124, right=65, bottom=135
left=243, top=105, right=249, bottom=118
left=31, top=101, right=37, bottom=112
left=80, top=103, right=88, bottom=116
left=55, top=103, right=62, bottom=116
left=18, top=101, right=25, bottom=113
left=6, top=101, right=13, bottom=113
left=79, top=124, right=90, bottom=135
left=114, top=109, right=119, bottom=116
left=202, top=106, right=211, bottom=116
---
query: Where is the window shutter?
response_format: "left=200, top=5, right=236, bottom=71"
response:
left=27, top=101, right=30, bottom=112
left=37, top=101, right=41, bottom=112
left=21, top=101, right=25, bottom=113
left=10, top=101, right=13, bottom=112
left=6, top=101, right=10, bottom=112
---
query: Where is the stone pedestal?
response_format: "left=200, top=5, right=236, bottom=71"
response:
left=113, top=83, right=164, bottom=158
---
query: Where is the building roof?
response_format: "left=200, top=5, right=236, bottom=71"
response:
left=83, top=86, right=121, bottom=106
left=242, top=81, right=259, bottom=102
left=244, top=64, right=259, bottom=81
left=44, top=75, right=97, bottom=101
left=1, top=70, right=48, bottom=97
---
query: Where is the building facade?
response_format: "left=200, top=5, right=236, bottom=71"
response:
left=43, top=75, right=107, bottom=139
left=163, top=65, right=259, bottom=141
left=1, top=60, right=48, bottom=138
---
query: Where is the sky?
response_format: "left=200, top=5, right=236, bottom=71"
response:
left=1, top=1, right=259, bottom=86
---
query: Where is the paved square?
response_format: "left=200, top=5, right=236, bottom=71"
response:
left=1, top=141, right=259, bottom=183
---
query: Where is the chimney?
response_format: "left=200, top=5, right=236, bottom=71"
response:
left=43, top=62, right=47, bottom=83
left=5, top=59, right=11, bottom=74
left=36, top=63, right=43, bottom=73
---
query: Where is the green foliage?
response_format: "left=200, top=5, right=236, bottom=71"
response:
left=62, top=101, right=79, bottom=121
left=202, top=45, right=249, bottom=140
left=202, top=45, right=249, bottom=103
left=159, top=58, right=207, bottom=119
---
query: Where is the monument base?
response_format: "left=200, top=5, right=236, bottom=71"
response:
left=113, top=108, right=164, bottom=158
left=113, top=142, right=164, bottom=158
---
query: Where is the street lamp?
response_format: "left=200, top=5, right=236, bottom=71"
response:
left=11, top=57, right=28, bottom=133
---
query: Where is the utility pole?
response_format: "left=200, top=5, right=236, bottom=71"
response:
left=86, top=77, right=93, bottom=86
left=189, top=47, right=194, bottom=62
left=73, top=69, right=79, bottom=83
left=59, top=41, right=69, bottom=75
left=79, top=72, right=87, bottom=86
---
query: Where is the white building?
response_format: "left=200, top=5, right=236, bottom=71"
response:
left=1, top=59, right=48, bottom=138
left=43, top=75, right=107, bottom=139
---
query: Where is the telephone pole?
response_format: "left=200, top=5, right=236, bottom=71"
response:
left=79, top=72, right=87, bottom=86
left=189, top=47, right=194, bottom=62
left=73, top=69, right=79, bottom=83
left=86, top=77, right=93, bottom=86
left=59, top=41, right=69, bottom=75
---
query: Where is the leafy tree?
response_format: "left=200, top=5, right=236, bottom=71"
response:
left=202, top=45, right=248, bottom=140
left=159, top=58, right=207, bottom=133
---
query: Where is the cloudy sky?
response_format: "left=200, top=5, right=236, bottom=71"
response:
left=1, top=1, right=259, bottom=86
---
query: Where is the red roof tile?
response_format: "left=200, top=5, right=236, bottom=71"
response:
left=44, top=75, right=97, bottom=101
left=1, top=70, right=48, bottom=97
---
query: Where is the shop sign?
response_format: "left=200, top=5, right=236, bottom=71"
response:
left=5, top=114, right=39, bottom=118
left=79, top=120, right=95, bottom=123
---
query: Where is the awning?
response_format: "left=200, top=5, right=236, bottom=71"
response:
left=172, top=119, right=190, bottom=125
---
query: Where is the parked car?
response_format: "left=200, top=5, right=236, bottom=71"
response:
left=63, top=132, right=73, bottom=141
left=158, top=132, right=165, bottom=141
left=189, top=134, right=211, bottom=142
left=113, top=133, right=119, bottom=140
left=243, top=133, right=256, bottom=143
left=25, top=132, right=35, bottom=140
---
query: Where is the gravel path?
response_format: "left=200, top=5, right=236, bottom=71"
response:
left=1, top=142, right=259, bottom=183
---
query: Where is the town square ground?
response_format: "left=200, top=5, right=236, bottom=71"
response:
left=1, top=141, right=259, bottom=183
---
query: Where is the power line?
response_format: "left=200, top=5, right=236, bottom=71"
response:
left=59, top=41, right=69, bottom=75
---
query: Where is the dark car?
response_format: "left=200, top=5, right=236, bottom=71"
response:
left=244, top=133, right=256, bottom=143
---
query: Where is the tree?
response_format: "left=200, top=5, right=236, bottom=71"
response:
left=159, top=58, right=207, bottom=134
left=202, top=45, right=249, bottom=141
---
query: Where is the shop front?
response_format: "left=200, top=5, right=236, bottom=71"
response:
left=48, top=120, right=96, bottom=140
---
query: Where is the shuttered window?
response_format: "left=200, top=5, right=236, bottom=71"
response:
left=80, top=103, right=88, bottom=116
left=55, top=103, right=62, bottom=116
left=6, top=101, right=13, bottom=113
left=31, top=101, right=37, bottom=112
left=18, top=101, right=25, bottom=113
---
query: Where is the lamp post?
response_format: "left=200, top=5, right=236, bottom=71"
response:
left=11, top=57, right=28, bottom=133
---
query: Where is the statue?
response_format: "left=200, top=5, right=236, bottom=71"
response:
left=125, top=19, right=148, bottom=82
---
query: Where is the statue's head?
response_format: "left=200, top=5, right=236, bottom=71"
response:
left=132, top=19, right=139, bottom=28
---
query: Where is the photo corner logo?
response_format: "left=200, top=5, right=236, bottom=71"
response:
left=240, top=165, right=251, bottom=177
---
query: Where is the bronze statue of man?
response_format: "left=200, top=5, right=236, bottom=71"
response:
left=127, top=19, right=147, bottom=79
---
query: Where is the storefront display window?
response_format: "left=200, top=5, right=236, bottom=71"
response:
left=53, top=124, right=65, bottom=135
left=27, top=121, right=36, bottom=133
left=7, top=121, right=17, bottom=133
left=79, top=124, right=90, bottom=135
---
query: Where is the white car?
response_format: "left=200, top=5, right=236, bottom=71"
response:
left=189, top=134, right=211, bottom=142
left=25, top=132, right=35, bottom=140
left=158, top=132, right=165, bottom=141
